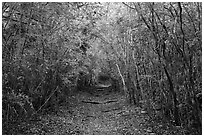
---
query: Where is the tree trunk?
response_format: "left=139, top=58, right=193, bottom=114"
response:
left=163, top=66, right=180, bottom=126
left=116, top=63, right=128, bottom=96
left=127, top=70, right=136, bottom=105
left=133, top=49, right=142, bottom=101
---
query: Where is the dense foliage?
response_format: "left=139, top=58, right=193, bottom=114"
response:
left=2, top=2, right=202, bottom=134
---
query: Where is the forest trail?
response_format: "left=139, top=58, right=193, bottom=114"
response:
left=3, top=2, right=201, bottom=135
left=23, top=88, right=154, bottom=135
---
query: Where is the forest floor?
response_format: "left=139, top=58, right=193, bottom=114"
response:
left=4, top=87, right=191, bottom=135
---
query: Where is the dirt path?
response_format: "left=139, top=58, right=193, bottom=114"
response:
left=21, top=89, right=155, bottom=135
left=73, top=91, right=144, bottom=134
left=6, top=88, right=193, bottom=135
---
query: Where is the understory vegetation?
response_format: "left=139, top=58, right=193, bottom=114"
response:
left=2, top=2, right=202, bottom=135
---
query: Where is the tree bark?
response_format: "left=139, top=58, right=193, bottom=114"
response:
left=163, top=66, right=180, bottom=126
left=116, top=63, right=127, bottom=94
left=133, top=49, right=142, bottom=101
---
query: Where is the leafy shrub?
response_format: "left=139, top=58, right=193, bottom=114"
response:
left=2, top=92, right=35, bottom=123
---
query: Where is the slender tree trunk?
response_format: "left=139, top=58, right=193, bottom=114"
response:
left=163, top=66, right=180, bottom=126
left=132, top=77, right=140, bottom=105
left=116, top=63, right=128, bottom=95
left=133, top=49, right=142, bottom=101
left=127, top=70, right=136, bottom=105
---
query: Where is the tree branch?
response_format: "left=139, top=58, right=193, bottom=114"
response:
left=122, top=2, right=136, bottom=10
